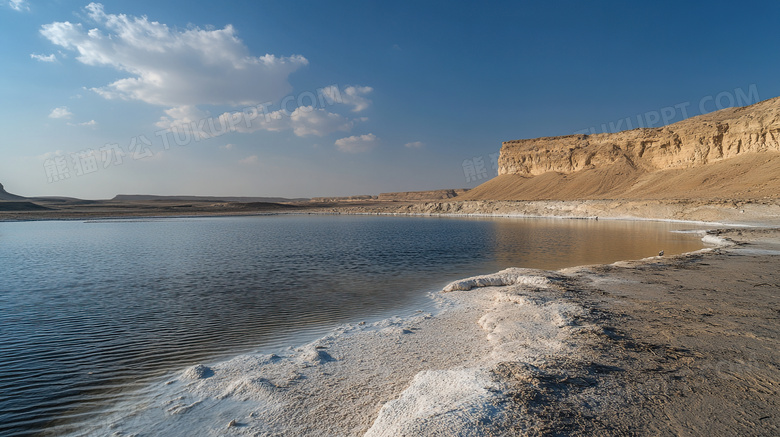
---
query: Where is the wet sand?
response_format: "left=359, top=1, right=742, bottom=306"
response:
left=512, top=228, right=780, bottom=435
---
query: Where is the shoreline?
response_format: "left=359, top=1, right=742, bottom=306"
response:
left=551, top=228, right=780, bottom=435
left=4, top=197, right=780, bottom=226
left=0, top=207, right=762, bottom=230
left=76, top=223, right=779, bottom=436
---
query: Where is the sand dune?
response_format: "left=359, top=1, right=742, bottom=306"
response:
left=462, top=152, right=780, bottom=201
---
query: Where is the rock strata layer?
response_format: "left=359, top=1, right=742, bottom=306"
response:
left=498, top=97, right=780, bottom=176
left=463, top=97, right=780, bottom=201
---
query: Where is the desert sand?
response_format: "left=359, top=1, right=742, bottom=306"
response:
left=4, top=98, right=779, bottom=435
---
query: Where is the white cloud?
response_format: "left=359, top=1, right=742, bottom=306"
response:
left=69, top=119, right=98, bottom=128
left=9, top=0, right=29, bottom=11
left=239, top=155, right=259, bottom=165
left=342, top=86, right=373, bottom=112
left=155, top=105, right=210, bottom=132
left=49, top=106, right=73, bottom=119
left=289, top=107, right=354, bottom=136
left=221, top=143, right=234, bottom=150
left=335, top=133, right=377, bottom=153
left=405, top=141, right=424, bottom=149
left=40, top=3, right=308, bottom=107
left=213, top=106, right=356, bottom=138
left=30, top=53, right=57, bottom=62
left=319, top=85, right=373, bottom=112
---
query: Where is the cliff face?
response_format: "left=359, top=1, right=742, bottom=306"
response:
left=0, top=182, right=26, bottom=201
left=498, top=97, right=780, bottom=177
left=462, top=97, right=780, bottom=201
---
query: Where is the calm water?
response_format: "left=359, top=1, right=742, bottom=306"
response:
left=0, top=215, right=708, bottom=436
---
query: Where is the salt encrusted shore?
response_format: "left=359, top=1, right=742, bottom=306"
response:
left=67, top=229, right=780, bottom=436
left=84, top=227, right=779, bottom=436
left=3, top=197, right=780, bottom=226
left=88, top=266, right=591, bottom=436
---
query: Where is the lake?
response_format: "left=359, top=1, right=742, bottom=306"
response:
left=0, top=215, right=708, bottom=436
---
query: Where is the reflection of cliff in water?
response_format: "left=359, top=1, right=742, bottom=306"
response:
left=485, top=217, right=706, bottom=271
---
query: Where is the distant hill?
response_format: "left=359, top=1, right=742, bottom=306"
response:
left=377, top=189, right=469, bottom=202
left=0, top=202, right=51, bottom=211
left=0, top=183, right=26, bottom=201
left=311, top=189, right=470, bottom=203
left=112, top=194, right=309, bottom=203
left=462, top=96, right=780, bottom=201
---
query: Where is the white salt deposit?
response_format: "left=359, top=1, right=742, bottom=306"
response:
left=86, top=268, right=589, bottom=436
left=482, top=290, right=585, bottom=362
left=701, top=233, right=733, bottom=247
left=182, top=364, right=213, bottom=380
left=443, top=267, right=554, bottom=291
left=364, top=368, right=508, bottom=437
left=298, top=345, right=335, bottom=364
left=363, top=283, right=588, bottom=436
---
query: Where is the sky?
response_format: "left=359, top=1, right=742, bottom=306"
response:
left=1, top=0, right=779, bottom=199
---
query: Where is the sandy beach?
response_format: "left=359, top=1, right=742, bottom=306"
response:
left=77, top=220, right=778, bottom=437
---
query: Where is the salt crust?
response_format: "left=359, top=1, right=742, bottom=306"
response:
left=92, top=268, right=589, bottom=436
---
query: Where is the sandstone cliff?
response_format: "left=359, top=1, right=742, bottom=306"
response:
left=463, top=96, right=780, bottom=201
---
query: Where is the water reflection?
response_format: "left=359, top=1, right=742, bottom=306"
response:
left=487, top=218, right=703, bottom=270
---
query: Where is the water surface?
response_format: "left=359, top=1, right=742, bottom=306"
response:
left=0, top=215, right=708, bottom=436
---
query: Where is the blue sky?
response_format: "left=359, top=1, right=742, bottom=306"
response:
left=1, top=0, right=779, bottom=199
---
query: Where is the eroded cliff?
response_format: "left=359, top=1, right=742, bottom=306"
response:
left=499, top=97, right=780, bottom=176
left=464, top=97, right=780, bottom=201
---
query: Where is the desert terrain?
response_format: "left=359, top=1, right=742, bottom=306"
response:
left=2, top=97, right=779, bottom=435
